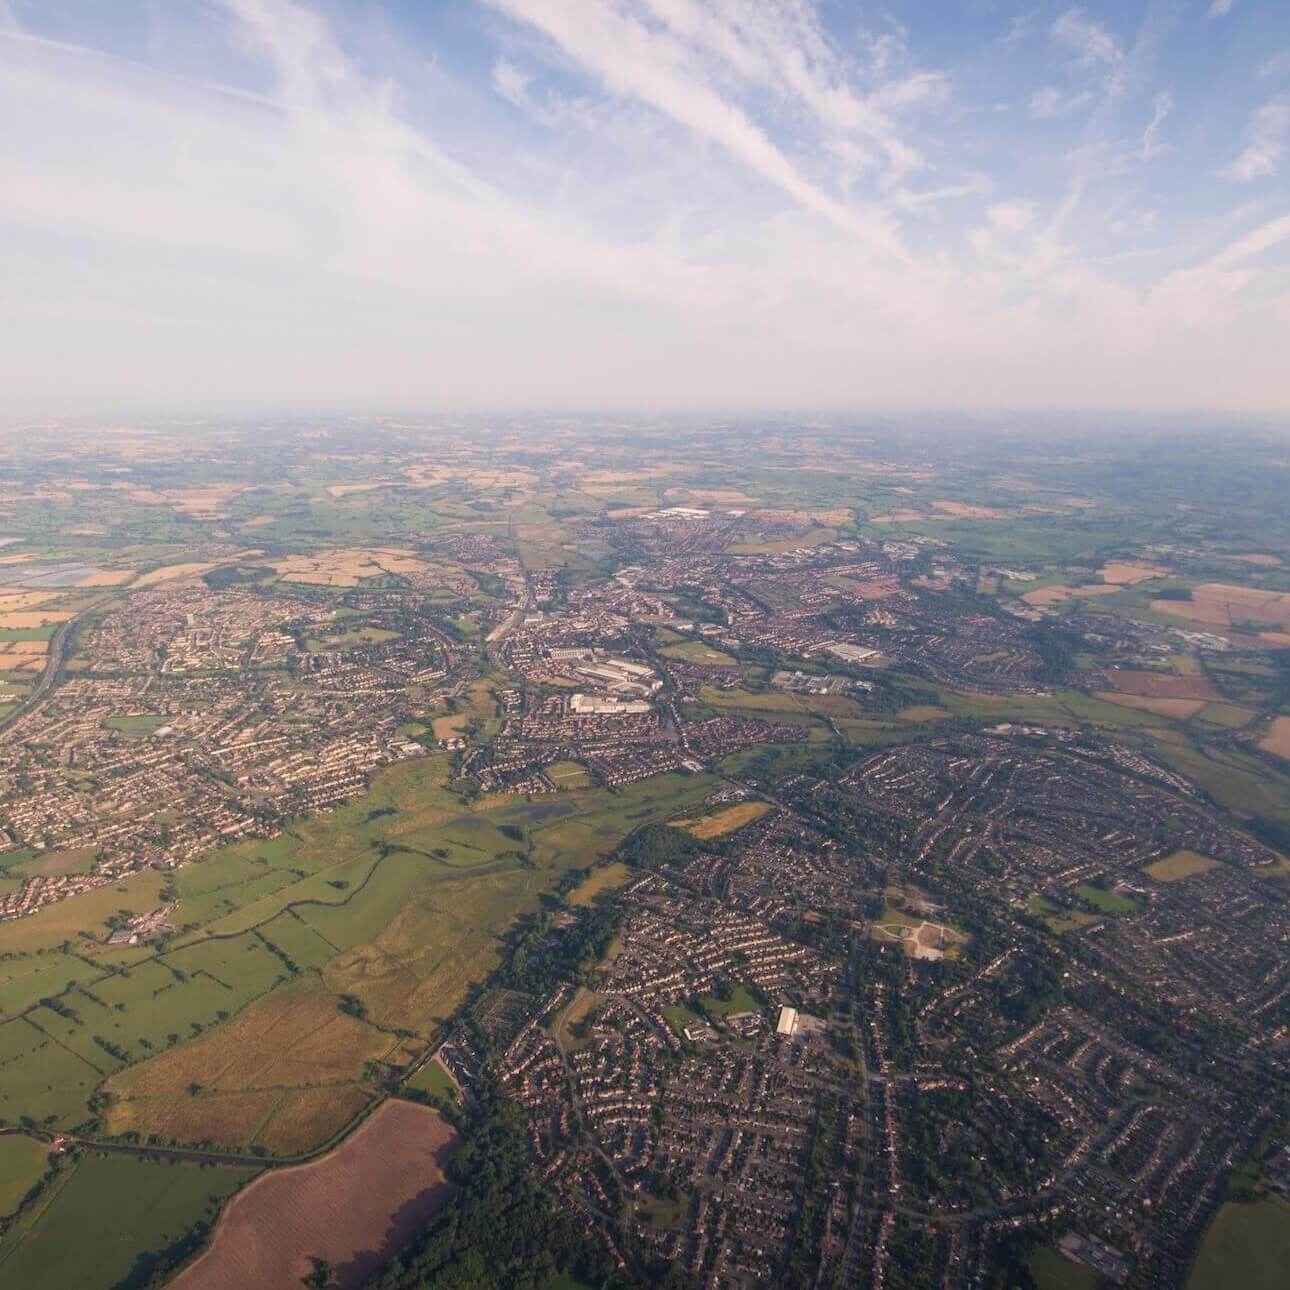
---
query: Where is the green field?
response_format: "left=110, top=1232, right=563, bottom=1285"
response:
left=0, top=1133, right=49, bottom=1218
left=102, top=714, right=167, bottom=737
left=701, top=984, right=764, bottom=1016
left=1027, top=1247, right=1100, bottom=1290
left=405, top=1056, right=459, bottom=1104
left=1145, top=851, right=1223, bottom=882
left=0, top=1152, right=258, bottom=1290
left=1072, top=883, right=1142, bottom=915
left=662, top=1003, right=703, bottom=1035
left=1187, top=1198, right=1290, bottom=1290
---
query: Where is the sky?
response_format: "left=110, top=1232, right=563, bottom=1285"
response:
left=2, top=0, right=1289, bottom=418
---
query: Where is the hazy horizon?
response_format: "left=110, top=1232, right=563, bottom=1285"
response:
left=3, top=0, right=1289, bottom=417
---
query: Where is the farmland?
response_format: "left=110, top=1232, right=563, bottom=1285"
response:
left=0, top=1152, right=257, bottom=1290
left=169, top=1100, right=456, bottom=1290
left=0, top=1133, right=48, bottom=1218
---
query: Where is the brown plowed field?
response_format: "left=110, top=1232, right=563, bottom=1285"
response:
left=1152, top=584, right=1290, bottom=628
left=1260, top=716, right=1290, bottom=764
left=1103, top=669, right=1220, bottom=701
left=170, top=1100, right=457, bottom=1290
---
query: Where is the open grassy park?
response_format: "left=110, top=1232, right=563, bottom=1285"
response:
left=1187, top=1198, right=1290, bottom=1290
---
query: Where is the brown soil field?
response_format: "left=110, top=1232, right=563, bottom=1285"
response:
left=325, top=483, right=385, bottom=497
left=678, top=801, right=771, bottom=839
left=1261, top=632, right=1290, bottom=647
left=1153, top=584, right=1290, bottom=628
left=1092, top=692, right=1205, bottom=719
left=1259, top=716, right=1290, bottom=764
left=1098, top=561, right=1167, bottom=584
left=1230, top=553, right=1282, bottom=566
left=1103, top=669, right=1220, bottom=701
left=931, top=500, right=1006, bottom=519
left=170, top=1100, right=457, bottom=1290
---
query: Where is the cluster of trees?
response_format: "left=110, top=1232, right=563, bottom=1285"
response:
left=619, top=823, right=700, bottom=872
left=365, top=1081, right=623, bottom=1290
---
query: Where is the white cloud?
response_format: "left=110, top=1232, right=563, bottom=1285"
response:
left=988, top=201, right=1036, bottom=232
left=1142, top=90, right=1174, bottom=158
left=1222, top=96, right=1290, bottom=181
left=1052, top=8, right=1123, bottom=67
left=1209, top=1, right=1236, bottom=17
left=0, top=0, right=1287, bottom=416
left=1029, top=85, right=1095, bottom=119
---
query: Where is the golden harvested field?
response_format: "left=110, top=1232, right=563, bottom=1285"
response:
left=106, top=1090, right=281, bottom=1150
left=0, top=640, right=48, bottom=657
left=1259, top=716, right=1290, bottom=764
left=0, top=610, right=73, bottom=629
left=678, top=801, right=771, bottom=839
left=170, top=1100, right=457, bottom=1290
left=76, top=569, right=134, bottom=586
left=569, top=861, right=634, bottom=906
left=1145, top=851, right=1222, bottom=882
left=664, top=488, right=761, bottom=505
left=272, top=547, right=430, bottom=587
left=325, top=482, right=384, bottom=497
left=898, top=705, right=951, bottom=721
left=254, top=1086, right=374, bottom=1156
left=132, top=562, right=219, bottom=588
left=0, top=591, right=60, bottom=612
left=1092, top=692, right=1205, bottom=719
left=1099, top=561, right=1167, bottom=584
left=1152, top=583, right=1290, bottom=628
left=431, top=713, right=468, bottom=740
left=931, top=500, right=1005, bottom=519
left=1022, top=584, right=1118, bottom=606
left=106, top=984, right=396, bottom=1150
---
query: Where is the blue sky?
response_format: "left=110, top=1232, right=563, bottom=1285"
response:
left=1, top=0, right=1288, bottom=416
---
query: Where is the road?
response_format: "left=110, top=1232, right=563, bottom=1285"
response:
left=0, top=613, right=78, bottom=735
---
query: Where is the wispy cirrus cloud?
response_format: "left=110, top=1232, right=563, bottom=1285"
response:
left=1222, top=96, right=1290, bottom=180
left=0, top=0, right=1287, bottom=416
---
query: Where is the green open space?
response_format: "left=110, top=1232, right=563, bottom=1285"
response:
left=1027, top=1248, right=1100, bottom=1290
left=1187, top=1197, right=1290, bottom=1290
left=0, top=1133, right=49, bottom=1218
left=0, top=1151, right=258, bottom=1290
left=701, top=984, right=765, bottom=1016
